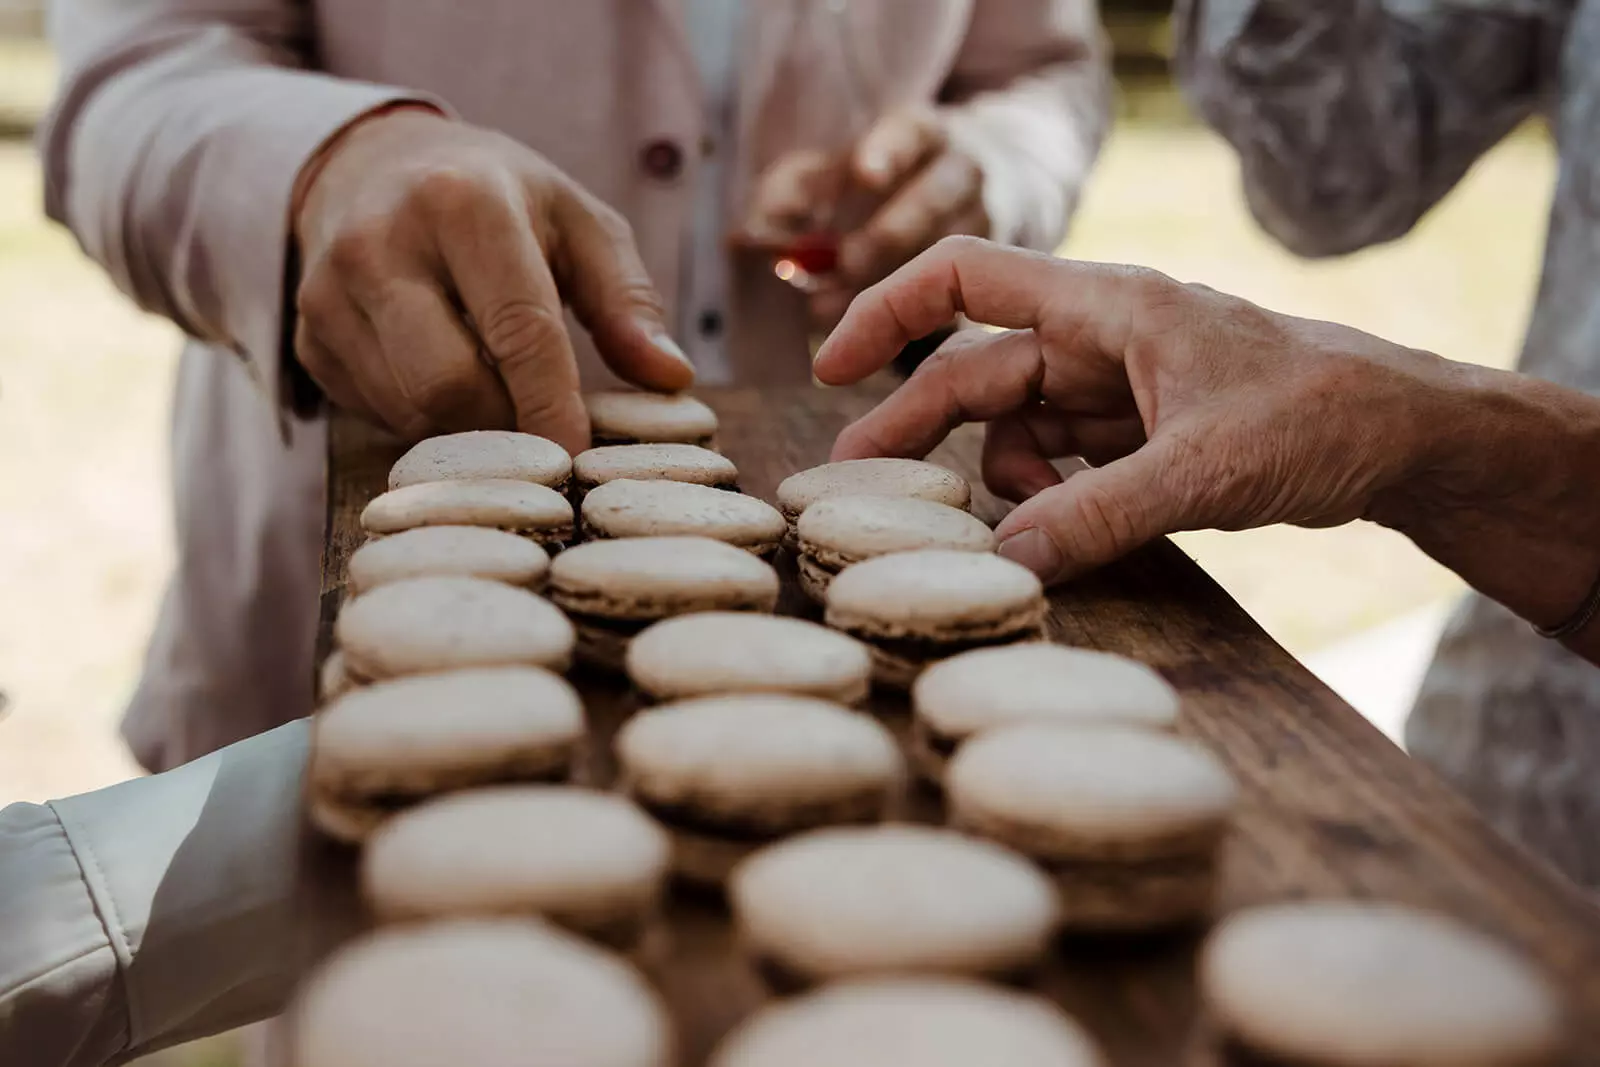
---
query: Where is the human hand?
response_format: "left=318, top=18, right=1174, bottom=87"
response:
left=814, top=237, right=1451, bottom=584
left=293, top=108, right=693, bottom=453
left=742, top=110, right=988, bottom=327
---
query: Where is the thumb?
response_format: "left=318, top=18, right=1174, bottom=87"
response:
left=993, top=446, right=1181, bottom=584
left=553, top=191, right=696, bottom=392
left=853, top=110, right=943, bottom=192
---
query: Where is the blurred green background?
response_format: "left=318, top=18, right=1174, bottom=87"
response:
left=0, top=8, right=1555, bottom=1063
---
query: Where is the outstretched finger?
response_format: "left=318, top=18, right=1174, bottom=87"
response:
left=829, top=328, right=1043, bottom=462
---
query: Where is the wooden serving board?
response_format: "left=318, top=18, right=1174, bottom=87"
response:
left=319, top=387, right=1600, bottom=1066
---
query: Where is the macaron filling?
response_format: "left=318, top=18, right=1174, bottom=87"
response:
left=638, top=794, right=892, bottom=889
left=839, top=613, right=1047, bottom=687
left=592, top=429, right=716, bottom=449
left=310, top=743, right=581, bottom=841
left=579, top=516, right=780, bottom=557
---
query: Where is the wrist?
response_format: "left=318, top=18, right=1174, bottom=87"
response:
left=291, top=102, right=448, bottom=230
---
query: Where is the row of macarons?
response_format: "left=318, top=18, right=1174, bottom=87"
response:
left=304, top=617, right=1566, bottom=1065
left=297, top=690, right=1566, bottom=1067
left=298, top=396, right=1568, bottom=1067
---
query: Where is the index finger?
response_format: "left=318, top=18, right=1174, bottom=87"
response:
left=431, top=176, right=589, bottom=453
left=812, top=237, right=1067, bottom=386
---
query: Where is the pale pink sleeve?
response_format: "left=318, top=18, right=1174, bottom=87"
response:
left=39, top=1, right=446, bottom=412
left=939, top=0, right=1113, bottom=252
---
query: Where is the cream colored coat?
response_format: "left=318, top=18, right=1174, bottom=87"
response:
left=42, top=0, right=1109, bottom=770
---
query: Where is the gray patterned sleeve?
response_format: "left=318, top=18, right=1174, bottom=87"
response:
left=1173, top=0, right=1564, bottom=257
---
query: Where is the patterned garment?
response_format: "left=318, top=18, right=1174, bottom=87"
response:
left=1175, top=0, right=1600, bottom=887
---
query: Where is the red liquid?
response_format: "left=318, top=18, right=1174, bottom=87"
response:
left=775, top=232, right=839, bottom=275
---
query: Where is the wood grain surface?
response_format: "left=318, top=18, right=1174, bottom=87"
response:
left=319, top=388, right=1600, bottom=1067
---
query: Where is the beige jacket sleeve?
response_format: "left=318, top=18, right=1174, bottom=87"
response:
left=39, top=1, right=443, bottom=414
left=0, top=720, right=361, bottom=1067
left=941, top=0, right=1113, bottom=252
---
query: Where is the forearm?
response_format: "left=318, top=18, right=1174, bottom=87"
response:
left=1371, top=363, right=1600, bottom=663
left=0, top=721, right=361, bottom=1067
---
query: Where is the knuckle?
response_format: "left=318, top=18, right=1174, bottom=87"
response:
left=580, top=198, right=637, bottom=246
left=932, top=233, right=984, bottom=259
left=326, top=224, right=388, bottom=279
left=1065, top=480, right=1145, bottom=560
left=479, top=298, right=568, bottom=363
left=295, top=274, right=339, bottom=324
left=407, top=166, right=497, bottom=219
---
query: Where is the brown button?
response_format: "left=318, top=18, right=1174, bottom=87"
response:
left=640, top=139, right=684, bottom=181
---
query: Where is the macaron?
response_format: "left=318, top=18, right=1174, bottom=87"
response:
left=1201, top=902, right=1565, bottom=1067
left=318, top=649, right=355, bottom=703
left=388, top=430, right=572, bottom=491
left=548, top=537, right=780, bottom=671
left=581, top=479, right=786, bottom=557
left=710, top=978, right=1105, bottom=1067
left=626, top=612, right=872, bottom=704
left=729, top=824, right=1058, bottom=989
left=347, top=526, right=550, bottom=594
left=776, top=458, right=971, bottom=542
left=362, top=786, right=670, bottom=947
left=795, top=495, right=996, bottom=602
left=291, top=918, right=674, bottom=1067
left=824, top=550, right=1047, bottom=689
left=947, top=725, right=1236, bottom=931
left=911, top=644, right=1180, bottom=781
left=335, top=576, right=575, bottom=684
left=585, top=389, right=718, bottom=447
left=572, top=443, right=738, bottom=496
left=361, top=479, right=574, bottom=549
left=615, top=695, right=904, bottom=886
left=308, top=667, right=584, bottom=843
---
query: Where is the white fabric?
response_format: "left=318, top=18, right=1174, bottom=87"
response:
left=680, top=0, right=744, bottom=382
left=0, top=721, right=352, bottom=1067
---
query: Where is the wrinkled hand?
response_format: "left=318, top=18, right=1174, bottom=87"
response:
left=742, top=109, right=988, bottom=326
left=814, top=237, right=1451, bottom=584
left=293, top=108, right=693, bottom=453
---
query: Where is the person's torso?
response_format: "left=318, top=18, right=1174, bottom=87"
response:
left=1521, top=0, right=1600, bottom=392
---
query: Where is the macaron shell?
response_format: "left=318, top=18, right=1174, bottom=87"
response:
left=361, top=479, right=574, bottom=544
left=335, top=577, right=575, bottom=681
left=573, top=444, right=738, bottom=489
left=616, top=694, right=904, bottom=824
left=348, top=526, right=551, bottom=594
left=311, top=667, right=584, bottom=798
left=550, top=537, right=780, bottom=620
left=361, top=786, right=670, bottom=938
left=582, top=479, right=785, bottom=553
left=291, top=919, right=673, bottom=1067
left=730, top=824, right=1059, bottom=983
left=710, top=978, right=1105, bottom=1067
left=776, top=459, right=971, bottom=519
left=625, top=613, right=872, bottom=704
left=318, top=649, right=356, bottom=703
left=585, top=390, right=719, bottom=444
left=914, top=645, right=1180, bottom=738
left=825, top=550, right=1046, bottom=639
left=1201, top=902, right=1565, bottom=1066
left=388, top=430, right=572, bottom=489
left=946, top=725, right=1236, bottom=861
left=797, top=495, right=996, bottom=568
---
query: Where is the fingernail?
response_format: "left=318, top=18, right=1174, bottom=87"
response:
left=998, top=528, right=1062, bottom=581
left=859, top=152, right=889, bottom=182
left=647, top=329, right=693, bottom=368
